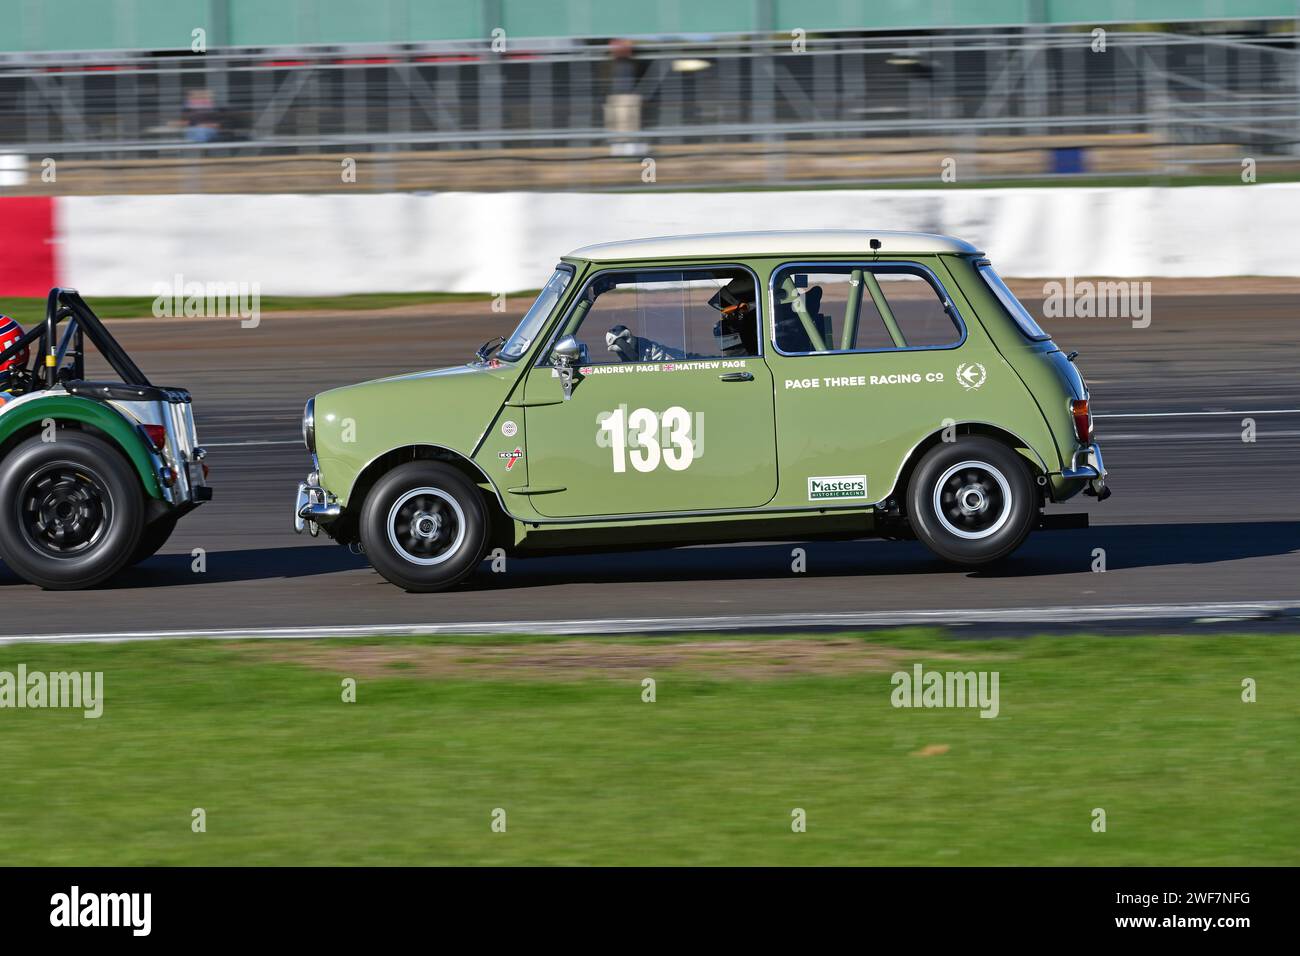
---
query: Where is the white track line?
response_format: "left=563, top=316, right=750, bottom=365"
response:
left=1096, top=409, right=1300, bottom=418
left=1101, top=430, right=1300, bottom=441
left=1, top=601, right=1295, bottom=646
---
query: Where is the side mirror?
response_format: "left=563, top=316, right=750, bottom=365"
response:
left=552, top=335, right=585, bottom=367
left=551, top=335, right=586, bottom=401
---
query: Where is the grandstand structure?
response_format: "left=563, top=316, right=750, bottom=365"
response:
left=1, top=1, right=1298, bottom=192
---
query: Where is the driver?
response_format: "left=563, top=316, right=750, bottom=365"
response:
left=0, top=315, right=28, bottom=405
left=707, top=276, right=758, bottom=357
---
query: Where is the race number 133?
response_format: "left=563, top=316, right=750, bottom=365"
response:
left=598, top=406, right=695, bottom=473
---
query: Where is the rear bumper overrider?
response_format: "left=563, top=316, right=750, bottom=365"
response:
left=1059, top=442, right=1110, bottom=500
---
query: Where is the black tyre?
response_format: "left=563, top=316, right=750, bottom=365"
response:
left=358, top=461, right=489, bottom=592
left=0, top=432, right=145, bottom=589
left=130, top=514, right=179, bottom=566
left=906, top=436, right=1037, bottom=567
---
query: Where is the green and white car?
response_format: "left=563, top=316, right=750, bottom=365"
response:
left=0, top=289, right=211, bottom=589
left=294, top=230, right=1107, bottom=592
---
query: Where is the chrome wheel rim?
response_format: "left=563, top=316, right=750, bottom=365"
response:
left=386, top=487, right=465, bottom=566
left=933, top=460, right=1012, bottom=540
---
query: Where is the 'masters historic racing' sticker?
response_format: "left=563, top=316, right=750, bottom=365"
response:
left=808, top=475, right=868, bottom=501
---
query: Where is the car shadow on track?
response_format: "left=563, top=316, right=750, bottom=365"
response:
left=1, top=520, right=1291, bottom=590
left=969, top=519, right=1300, bottom=578
left=455, top=519, right=1300, bottom=590
left=0, top=542, right=373, bottom=589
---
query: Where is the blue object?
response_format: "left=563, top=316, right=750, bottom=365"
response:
left=1051, top=147, right=1087, bottom=175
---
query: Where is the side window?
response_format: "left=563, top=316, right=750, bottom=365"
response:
left=559, top=267, right=759, bottom=365
left=772, top=264, right=962, bottom=355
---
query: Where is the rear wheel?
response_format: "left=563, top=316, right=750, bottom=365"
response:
left=130, top=514, right=179, bottom=566
left=358, top=461, right=489, bottom=592
left=0, top=432, right=144, bottom=589
left=906, top=436, right=1037, bottom=567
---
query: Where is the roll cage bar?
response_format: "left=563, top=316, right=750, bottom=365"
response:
left=0, top=288, right=152, bottom=390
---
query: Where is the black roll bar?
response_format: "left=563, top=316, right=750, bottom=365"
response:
left=0, top=288, right=152, bottom=389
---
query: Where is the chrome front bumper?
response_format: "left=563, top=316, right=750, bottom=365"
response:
left=1060, top=442, right=1110, bottom=499
left=294, top=476, right=341, bottom=536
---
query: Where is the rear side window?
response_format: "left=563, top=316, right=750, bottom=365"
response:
left=771, top=263, right=963, bottom=355
left=977, top=262, right=1051, bottom=341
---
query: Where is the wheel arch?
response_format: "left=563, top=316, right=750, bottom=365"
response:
left=883, top=421, right=1048, bottom=512
left=342, top=443, right=510, bottom=548
left=0, top=398, right=163, bottom=499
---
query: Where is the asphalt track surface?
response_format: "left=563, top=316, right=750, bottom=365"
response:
left=2, top=291, right=1298, bottom=640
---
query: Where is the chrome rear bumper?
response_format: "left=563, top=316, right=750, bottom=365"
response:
left=1060, top=442, right=1110, bottom=500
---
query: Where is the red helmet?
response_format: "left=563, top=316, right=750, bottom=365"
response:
left=0, top=316, right=28, bottom=373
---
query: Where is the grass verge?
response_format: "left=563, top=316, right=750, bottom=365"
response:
left=0, top=291, right=526, bottom=323
left=1, top=629, right=1295, bottom=865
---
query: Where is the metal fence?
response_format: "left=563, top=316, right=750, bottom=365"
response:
left=2, top=24, right=1298, bottom=191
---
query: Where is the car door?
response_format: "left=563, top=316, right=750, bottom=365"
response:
left=520, top=264, right=777, bottom=519
left=765, top=259, right=974, bottom=508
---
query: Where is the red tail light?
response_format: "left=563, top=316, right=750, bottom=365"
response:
left=141, top=424, right=167, bottom=451
left=1070, top=399, right=1092, bottom=444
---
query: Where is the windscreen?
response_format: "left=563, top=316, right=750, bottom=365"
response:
left=499, top=266, right=574, bottom=362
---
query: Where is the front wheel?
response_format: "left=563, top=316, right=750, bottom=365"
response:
left=906, top=436, right=1037, bottom=568
left=0, top=432, right=145, bottom=589
left=358, top=461, right=489, bottom=592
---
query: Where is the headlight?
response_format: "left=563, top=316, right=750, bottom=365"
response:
left=302, top=398, right=315, bottom=452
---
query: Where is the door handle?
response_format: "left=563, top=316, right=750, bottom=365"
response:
left=719, top=372, right=754, bottom=382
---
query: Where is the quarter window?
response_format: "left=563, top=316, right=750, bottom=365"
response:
left=771, top=264, right=963, bottom=355
left=977, top=262, right=1051, bottom=341
left=558, top=267, right=760, bottom=365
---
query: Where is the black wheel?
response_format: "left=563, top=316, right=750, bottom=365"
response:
left=358, top=461, right=489, bottom=592
left=906, top=436, right=1037, bottom=567
left=0, top=432, right=145, bottom=589
left=130, top=514, right=179, bottom=566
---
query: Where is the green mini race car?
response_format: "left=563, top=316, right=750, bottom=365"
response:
left=294, top=230, right=1108, bottom=592
left=0, top=289, right=211, bottom=589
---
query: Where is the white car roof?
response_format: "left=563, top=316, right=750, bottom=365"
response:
left=566, top=229, right=980, bottom=261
